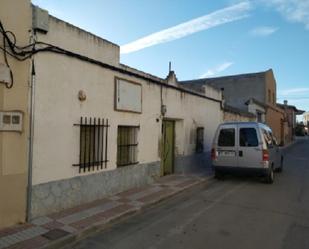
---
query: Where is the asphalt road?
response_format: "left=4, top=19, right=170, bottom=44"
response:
left=66, top=138, right=309, bottom=249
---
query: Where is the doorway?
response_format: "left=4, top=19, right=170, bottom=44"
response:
left=162, top=120, right=175, bottom=175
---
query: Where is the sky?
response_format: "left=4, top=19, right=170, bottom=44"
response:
left=31, top=0, right=309, bottom=114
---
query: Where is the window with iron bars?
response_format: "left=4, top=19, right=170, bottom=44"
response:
left=73, top=117, right=109, bottom=173
left=117, top=126, right=139, bottom=167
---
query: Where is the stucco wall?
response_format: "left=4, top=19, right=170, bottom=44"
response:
left=32, top=52, right=222, bottom=185
left=0, top=0, right=31, bottom=228
left=42, top=16, right=119, bottom=66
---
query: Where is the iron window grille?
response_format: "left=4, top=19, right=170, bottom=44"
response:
left=73, top=117, right=109, bottom=172
left=117, top=125, right=139, bottom=167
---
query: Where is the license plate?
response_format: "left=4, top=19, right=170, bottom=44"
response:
left=218, top=151, right=235, bottom=156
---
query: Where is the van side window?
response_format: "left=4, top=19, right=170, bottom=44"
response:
left=239, top=128, right=258, bottom=147
left=270, top=132, right=278, bottom=146
left=262, top=129, right=273, bottom=148
left=218, top=128, right=235, bottom=147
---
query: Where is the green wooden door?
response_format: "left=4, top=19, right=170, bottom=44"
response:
left=163, top=120, right=175, bottom=175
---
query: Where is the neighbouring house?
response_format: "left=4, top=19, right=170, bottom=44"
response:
left=245, top=98, right=267, bottom=123
left=180, top=69, right=287, bottom=144
left=0, top=0, right=31, bottom=229
left=179, top=80, right=256, bottom=123
left=277, top=100, right=305, bottom=143
left=0, top=1, right=224, bottom=227
left=223, top=104, right=256, bottom=122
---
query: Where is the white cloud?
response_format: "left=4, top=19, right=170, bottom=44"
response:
left=120, top=1, right=252, bottom=54
left=262, top=0, right=309, bottom=29
left=279, top=87, right=309, bottom=96
left=199, top=62, right=234, bottom=78
left=250, top=26, right=278, bottom=36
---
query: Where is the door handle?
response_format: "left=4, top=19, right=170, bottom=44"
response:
left=239, top=151, right=243, bottom=157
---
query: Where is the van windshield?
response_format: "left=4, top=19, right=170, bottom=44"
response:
left=218, top=128, right=235, bottom=147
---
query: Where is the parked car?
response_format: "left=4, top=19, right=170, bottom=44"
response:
left=211, top=122, right=283, bottom=183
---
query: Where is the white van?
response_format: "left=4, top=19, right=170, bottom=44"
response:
left=211, top=122, right=283, bottom=183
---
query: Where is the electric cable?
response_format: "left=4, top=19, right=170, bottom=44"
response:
left=2, top=29, right=13, bottom=88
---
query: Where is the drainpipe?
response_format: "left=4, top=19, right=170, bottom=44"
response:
left=26, top=58, right=36, bottom=222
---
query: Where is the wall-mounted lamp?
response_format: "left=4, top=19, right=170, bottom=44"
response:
left=78, top=90, right=86, bottom=101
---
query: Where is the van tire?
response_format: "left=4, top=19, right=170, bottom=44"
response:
left=266, top=166, right=274, bottom=184
left=277, top=156, right=283, bottom=173
left=214, top=170, right=223, bottom=180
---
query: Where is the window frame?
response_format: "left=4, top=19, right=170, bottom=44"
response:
left=73, top=117, right=109, bottom=173
left=117, top=125, right=139, bottom=167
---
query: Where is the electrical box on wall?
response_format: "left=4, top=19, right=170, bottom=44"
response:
left=0, top=111, right=23, bottom=132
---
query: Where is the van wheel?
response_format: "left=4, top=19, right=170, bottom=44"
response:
left=215, top=170, right=223, bottom=180
left=266, top=166, right=274, bottom=184
left=277, top=156, right=283, bottom=173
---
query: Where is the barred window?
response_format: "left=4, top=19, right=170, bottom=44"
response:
left=117, top=126, right=139, bottom=167
left=73, top=117, right=109, bottom=173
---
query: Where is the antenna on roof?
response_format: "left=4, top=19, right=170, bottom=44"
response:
left=169, top=61, right=172, bottom=73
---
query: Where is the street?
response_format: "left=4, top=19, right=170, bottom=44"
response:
left=66, top=138, right=309, bottom=249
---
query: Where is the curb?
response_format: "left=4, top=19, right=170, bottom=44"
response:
left=40, top=175, right=213, bottom=249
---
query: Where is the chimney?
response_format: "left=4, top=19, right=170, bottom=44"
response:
left=166, top=70, right=178, bottom=85
left=284, top=100, right=288, bottom=106
left=165, top=62, right=178, bottom=85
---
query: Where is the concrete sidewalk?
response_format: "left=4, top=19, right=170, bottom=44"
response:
left=0, top=174, right=211, bottom=249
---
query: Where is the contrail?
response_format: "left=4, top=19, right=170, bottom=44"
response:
left=121, top=1, right=252, bottom=54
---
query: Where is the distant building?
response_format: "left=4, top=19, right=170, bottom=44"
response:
left=304, top=112, right=309, bottom=127
left=277, top=100, right=305, bottom=142
left=180, top=69, right=286, bottom=144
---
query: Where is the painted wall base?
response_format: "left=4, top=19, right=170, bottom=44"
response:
left=31, top=162, right=160, bottom=218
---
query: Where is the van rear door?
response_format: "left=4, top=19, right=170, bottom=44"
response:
left=216, top=124, right=238, bottom=167
left=237, top=125, right=262, bottom=168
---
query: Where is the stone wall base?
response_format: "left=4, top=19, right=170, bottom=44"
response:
left=31, top=161, right=160, bottom=218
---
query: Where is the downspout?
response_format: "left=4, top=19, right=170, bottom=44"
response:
left=160, top=85, right=164, bottom=176
left=26, top=58, right=36, bottom=222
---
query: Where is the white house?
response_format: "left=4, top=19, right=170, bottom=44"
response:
left=27, top=7, right=224, bottom=218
